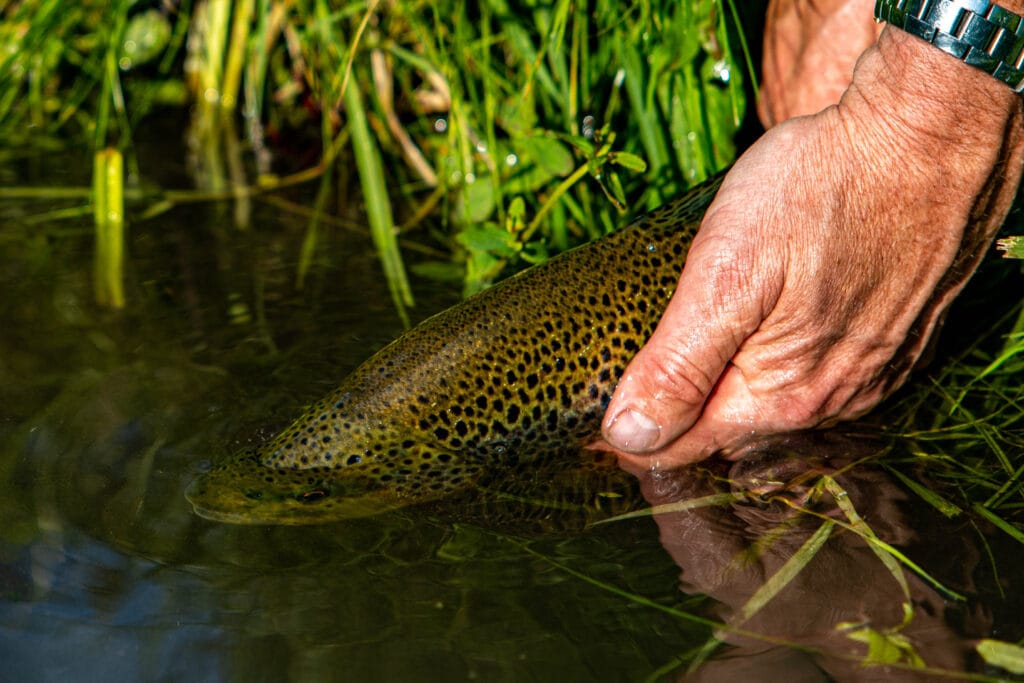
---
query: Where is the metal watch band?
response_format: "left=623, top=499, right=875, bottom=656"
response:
left=874, top=0, right=1024, bottom=92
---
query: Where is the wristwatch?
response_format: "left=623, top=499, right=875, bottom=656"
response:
left=874, top=0, right=1024, bottom=92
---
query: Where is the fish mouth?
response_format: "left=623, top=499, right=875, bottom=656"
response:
left=188, top=500, right=274, bottom=525
left=184, top=476, right=266, bottom=524
left=184, top=472, right=409, bottom=525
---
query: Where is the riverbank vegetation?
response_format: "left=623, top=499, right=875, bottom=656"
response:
left=1, top=0, right=753, bottom=314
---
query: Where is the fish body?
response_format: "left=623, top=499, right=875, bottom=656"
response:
left=186, top=176, right=723, bottom=524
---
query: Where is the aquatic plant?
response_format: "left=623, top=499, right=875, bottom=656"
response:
left=0, top=0, right=753, bottom=314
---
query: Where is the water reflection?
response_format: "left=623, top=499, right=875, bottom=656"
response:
left=0, top=173, right=688, bottom=681
left=2, top=148, right=1022, bottom=681
left=633, top=430, right=1021, bottom=681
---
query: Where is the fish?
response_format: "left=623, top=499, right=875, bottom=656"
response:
left=185, top=174, right=724, bottom=524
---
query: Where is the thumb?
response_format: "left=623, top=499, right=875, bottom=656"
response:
left=602, top=229, right=771, bottom=454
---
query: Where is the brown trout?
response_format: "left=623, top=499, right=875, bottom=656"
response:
left=186, top=175, right=723, bottom=524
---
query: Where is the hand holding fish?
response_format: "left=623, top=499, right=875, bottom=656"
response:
left=603, top=5, right=1024, bottom=467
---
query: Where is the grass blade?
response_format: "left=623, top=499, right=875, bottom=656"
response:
left=341, top=70, right=414, bottom=323
left=738, top=519, right=834, bottom=622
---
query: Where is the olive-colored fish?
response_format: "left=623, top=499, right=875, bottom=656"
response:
left=186, top=175, right=724, bottom=524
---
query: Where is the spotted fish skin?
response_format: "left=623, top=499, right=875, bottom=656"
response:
left=186, top=175, right=723, bottom=524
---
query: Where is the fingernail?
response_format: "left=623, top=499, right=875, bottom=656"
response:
left=606, top=408, right=661, bottom=452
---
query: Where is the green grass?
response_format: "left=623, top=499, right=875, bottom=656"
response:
left=0, top=0, right=752, bottom=304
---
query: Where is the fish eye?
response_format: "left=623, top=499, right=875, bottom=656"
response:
left=299, top=488, right=329, bottom=504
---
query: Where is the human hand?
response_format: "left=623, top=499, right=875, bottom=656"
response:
left=602, top=27, right=1024, bottom=469
left=759, top=0, right=882, bottom=126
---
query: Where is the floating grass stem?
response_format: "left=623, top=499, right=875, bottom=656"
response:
left=738, top=519, right=834, bottom=623
left=973, top=502, right=1024, bottom=545
left=92, top=148, right=126, bottom=309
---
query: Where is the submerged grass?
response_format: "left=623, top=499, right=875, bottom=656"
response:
left=504, top=527, right=1012, bottom=681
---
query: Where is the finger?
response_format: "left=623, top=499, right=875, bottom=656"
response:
left=639, top=363, right=764, bottom=466
left=602, top=227, right=773, bottom=454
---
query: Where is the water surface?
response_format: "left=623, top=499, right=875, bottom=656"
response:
left=1, top=141, right=1022, bottom=682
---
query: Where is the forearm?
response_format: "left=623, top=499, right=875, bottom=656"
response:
left=866, top=3, right=1024, bottom=121
left=761, top=0, right=1024, bottom=128
left=840, top=11, right=1024, bottom=239
left=760, top=0, right=881, bottom=124
left=765, top=0, right=1024, bottom=242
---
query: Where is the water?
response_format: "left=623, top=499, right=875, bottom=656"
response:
left=1, top=142, right=1022, bottom=682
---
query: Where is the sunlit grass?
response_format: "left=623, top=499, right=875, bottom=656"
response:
left=0, top=0, right=752, bottom=307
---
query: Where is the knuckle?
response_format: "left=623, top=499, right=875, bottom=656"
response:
left=642, top=347, right=716, bottom=411
left=689, top=232, right=772, bottom=325
left=763, top=369, right=882, bottom=429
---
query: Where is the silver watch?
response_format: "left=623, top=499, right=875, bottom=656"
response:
left=874, top=0, right=1024, bottom=92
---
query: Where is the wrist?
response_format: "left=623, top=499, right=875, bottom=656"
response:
left=841, top=24, right=1023, bottom=153
left=874, top=0, right=1024, bottom=94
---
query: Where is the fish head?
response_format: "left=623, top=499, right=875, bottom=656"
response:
left=185, top=443, right=483, bottom=524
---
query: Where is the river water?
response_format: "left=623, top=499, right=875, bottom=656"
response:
left=1, top=138, right=1022, bottom=682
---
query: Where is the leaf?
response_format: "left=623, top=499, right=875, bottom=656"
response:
left=462, top=250, right=504, bottom=296
left=518, top=135, right=575, bottom=177
left=977, top=638, right=1024, bottom=674
left=610, top=151, right=647, bottom=172
left=456, top=223, right=519, bottom=256
left=824, top=476, right=965, bottom=601
left=887, top=467, right=962, bottom=518
left=120, top=10, right=172, bottom=69
left=840, top=625, right=926, bottom=668
left=996, top=235, right=1024, bottom=259
left=973, top=503, right=1024, bottom=545
left=505, top=196, right=527, bottom=234
left=453, top=179, right=496, bottom=224
left=593, top=492, right=738, bottom=524
left=505, top=164, right=559, bottom=194
left=504, top=136, right=576, bottom=193
left=825, top=476, right=911, bottom=600
left=738, top=519, right=834, bottom=622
